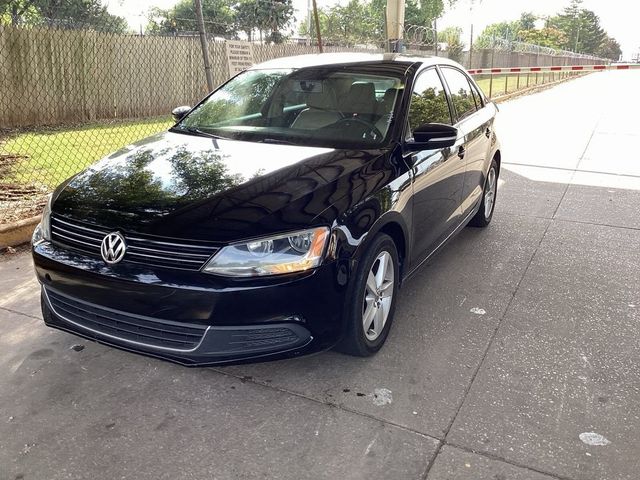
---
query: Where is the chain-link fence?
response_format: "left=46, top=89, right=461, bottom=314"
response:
left=0, top=24, right=381, bottom=225
left=465, top=35, right=606, bottom=100
left=0, top=22, right=605, bottom=227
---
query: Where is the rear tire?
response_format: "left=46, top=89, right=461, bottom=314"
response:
left=337, top=233, right=399, bottom=357
left=468, top=159, right=498, bottom=228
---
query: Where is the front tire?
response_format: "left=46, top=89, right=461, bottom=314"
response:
left=468, top=159, right=498, bottom=228
left=337, top=233, right=399, bottom=357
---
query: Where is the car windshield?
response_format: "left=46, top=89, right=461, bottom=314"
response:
left=175, top=67, right=404, bottom=149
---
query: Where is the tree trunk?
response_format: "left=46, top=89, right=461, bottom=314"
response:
left=11, top=4, right=19, bottom=26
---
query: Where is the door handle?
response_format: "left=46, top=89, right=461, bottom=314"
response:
left=457, top=146, right=465, bottom=159
left=485, top=127, right=491, bottom=138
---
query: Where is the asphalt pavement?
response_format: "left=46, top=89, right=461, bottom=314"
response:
left=1, top=70, right=639, bottom=480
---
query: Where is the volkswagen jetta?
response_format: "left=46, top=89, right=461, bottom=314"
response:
left=32, top=53, right=501, bottom=365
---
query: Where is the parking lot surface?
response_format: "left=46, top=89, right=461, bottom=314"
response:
left=1, top=70, right=639, bottom=480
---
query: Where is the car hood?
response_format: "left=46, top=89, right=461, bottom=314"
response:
left=53, top=131, right=384, bottom=242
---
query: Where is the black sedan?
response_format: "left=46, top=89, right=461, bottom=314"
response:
left=32, top=53, right=501, bottom=365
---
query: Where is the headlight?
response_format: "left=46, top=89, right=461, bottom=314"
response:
left=203, top=227, right=330, bottom=277
left=32, top=194, right=52, bottom=245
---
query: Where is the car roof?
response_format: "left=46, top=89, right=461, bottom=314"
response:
left=250, top=52, right=461, bottom=71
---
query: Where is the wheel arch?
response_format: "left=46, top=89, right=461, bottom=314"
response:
left=493, top=149, right=501, bottom=175
left=353, top=212, right=410, bottom=283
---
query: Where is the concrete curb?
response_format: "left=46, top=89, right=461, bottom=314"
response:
left=0, top=215, right=40, bottom=249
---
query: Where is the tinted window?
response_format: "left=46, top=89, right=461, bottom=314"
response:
left=441, top=68, right=478, bottom=121
left=408, top=68, right=452, bottom=136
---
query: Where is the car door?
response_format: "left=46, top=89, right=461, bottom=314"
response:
left=404, top=67, right=466, bottom=268
left=440, top=66, right=494, bottom=217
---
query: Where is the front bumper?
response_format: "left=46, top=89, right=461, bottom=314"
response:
left=33, top=241, right=347, bottom=366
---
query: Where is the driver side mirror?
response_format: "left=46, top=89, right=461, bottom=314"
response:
left=172, top=105, right=191, bottom=122
left=405, top=123, right=458, bottom=150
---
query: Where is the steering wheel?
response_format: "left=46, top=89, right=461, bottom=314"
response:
left=332, top=116, right=384, bottom=141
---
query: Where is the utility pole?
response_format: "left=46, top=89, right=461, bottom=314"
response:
left=307, top=0, right=312, bottom=45
left=194, top=0, right=214, bottom=91
left=312, top=0, right=323, bottom=52
left=386, top=0, right=405, bottom=52
left=468, top=0, right=475, bottom=68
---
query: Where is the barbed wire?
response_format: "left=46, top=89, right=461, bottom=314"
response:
left=489, top=36, right=605, bottom=61
left=403, top=24, right=437, bottom=46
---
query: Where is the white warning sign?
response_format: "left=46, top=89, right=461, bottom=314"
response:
left=226, top=41, right=254, bottom=77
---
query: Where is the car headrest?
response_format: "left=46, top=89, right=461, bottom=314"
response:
left=305, top=84, right=338, bottom=110
left=379, top=88, right=398, bottom=114
left=342, top=82, right=377, bottom=115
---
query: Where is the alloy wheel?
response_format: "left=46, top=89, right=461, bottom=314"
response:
left=362, top=251, right=395, bottom=341
left=484, top=167, right=497, bottom=218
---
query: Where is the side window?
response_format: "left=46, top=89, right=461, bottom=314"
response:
left=407, top=68, right=452, bottom=136
left=469, top=80, right=484, bottom=108
left=441, top=68, right=478, bottom=121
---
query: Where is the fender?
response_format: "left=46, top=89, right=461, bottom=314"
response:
left=328, top=189, right=412, bottom=287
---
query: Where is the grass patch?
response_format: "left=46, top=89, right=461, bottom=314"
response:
left=475, top=73, right=562, bottom=98
left=1, top=116, right=173, bottom=188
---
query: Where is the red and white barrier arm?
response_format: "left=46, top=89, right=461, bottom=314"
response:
left=468, top=64, right=640, bottom=75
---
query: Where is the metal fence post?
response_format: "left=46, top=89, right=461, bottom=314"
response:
left=468, top=24, right=473, bottom=68
left=194, top=0, right=213, bottom=91
left=489, top=38, right=495, bottom=98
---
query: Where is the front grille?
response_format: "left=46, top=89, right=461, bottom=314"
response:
left=45, top=288, right=208, bottom=351
left=50, top=214, right=218, bottom=271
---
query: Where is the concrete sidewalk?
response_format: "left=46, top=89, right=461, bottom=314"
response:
left=1, top=70, right=639, bottom=480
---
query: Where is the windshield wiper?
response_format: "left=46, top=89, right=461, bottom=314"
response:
left=171, top=126, right=223, bottom=139
left=260, top=138, right=296, bottom=145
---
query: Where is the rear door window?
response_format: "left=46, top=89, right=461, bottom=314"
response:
left=440, top=67, right=478, bottom=121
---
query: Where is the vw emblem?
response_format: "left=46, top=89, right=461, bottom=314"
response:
left=101, top=232, right=126, bottom=264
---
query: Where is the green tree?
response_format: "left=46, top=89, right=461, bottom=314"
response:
left=475, top=20, right=521, bottom=48
left=518, top=27, right=567, bottom=49
left=0, top=0, right=127, bottom=31
left=439, top=26, right=463, bottom=62
left=259, top=0, right=294, bottom=43
left=146, top=0, right=236, bottom=36
left=596, top=35, right=621, bottom=61
left=0, top=0, right=39, bottom=25
left=300, top=0, right=380, bottom=46
left=573, top=9, right=606, bottom=53
left=404, top=0, right=447, bottom=27
left=298, top=7, right=327, bottom=40
left=371, top=0, right=449, bottom=33
left=300, top=0, right=455, bottom=46
left=519, top=12, right=536, bottom=30
left=234, top=0, right=261, bottom=41
left=147, top=0, right=292, bottom=42
left=548, top=1, right=606, bottom=54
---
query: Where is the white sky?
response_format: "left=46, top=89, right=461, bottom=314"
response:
left=104, top=0, right=640, bottom=59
